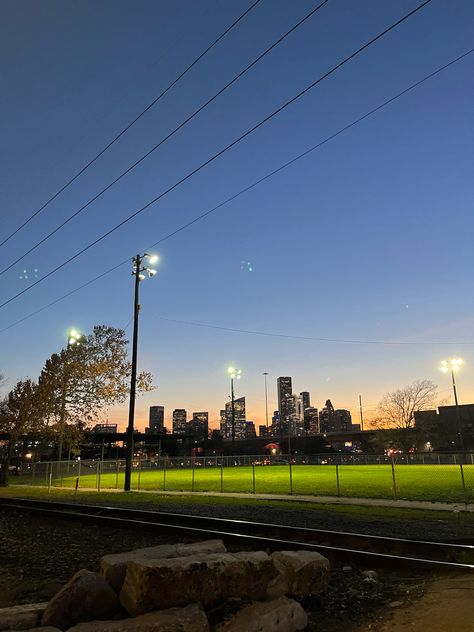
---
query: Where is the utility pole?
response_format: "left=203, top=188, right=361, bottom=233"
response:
left=58, top=329, right=82, bottom=461
left=124, top=253, right=158, bottom=491
left=124, top=255, right=141, bottom=492
left=359, top=394, right=364, bottom=431
left=263, top=372, right=269, bottom=429
left=231, top=376, right=235, bottom=450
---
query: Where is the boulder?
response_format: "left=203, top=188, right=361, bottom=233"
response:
left=214, top=597, right=307, bottom=632
left=120, top=551, right=280, bottom=616
left=68, top=603, right=209, bottom=631
left=101, top=540, right=226, bottom=592
left=41, top=569, right=123, bottom=631
left=271, top=550, right=330, bottom=595
left=0, top=602, right=48, bottom=630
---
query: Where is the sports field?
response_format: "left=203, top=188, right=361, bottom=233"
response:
left=36, top=463, right=474, bottom=504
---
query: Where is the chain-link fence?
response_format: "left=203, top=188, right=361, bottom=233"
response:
left=12, top=453, right=474, bottom=504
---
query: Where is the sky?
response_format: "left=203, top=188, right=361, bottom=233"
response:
left=0, top=0, right=473, bottom=431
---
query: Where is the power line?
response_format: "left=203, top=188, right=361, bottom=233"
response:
left=0, top=0, right=263, bottom=250
left=0, top=0, right=435, bottom=312
left=0, top=45, right=467, bottom=337
left=0, top=0, right=330, bottom=277
left=152, top=315, right=474, bottom=346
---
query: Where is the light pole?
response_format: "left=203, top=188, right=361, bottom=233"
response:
left=58, top=328, right=82, bottom=461
left=440, top=358, right=465, bottom=451
left=263, top=372, right=269, bottom=431
left=228, top=367, right=241, bottom=451
left=124, top=253, right=158, bottom=492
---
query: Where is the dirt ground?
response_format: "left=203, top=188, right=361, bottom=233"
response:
left=354, top=574, right=474, bottom=632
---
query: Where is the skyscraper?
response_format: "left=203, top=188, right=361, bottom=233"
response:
left=224, top=396, right=246, bottom=440
left=190, top=412, right=209, bottom=439
left=277, top=377, right=292, bottom=419
left=300, top=391, right=311, bottom=411
left=149, top=406, right=164, bottom=433
left=172, top=409, right=187, bottom=435
left=304, top=407, right=319, bottom=434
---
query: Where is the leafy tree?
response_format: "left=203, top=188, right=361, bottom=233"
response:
left=38, top=325, right=153, bottom=459
left=0, top=379, right=44, bottom=486
left=369, top=379, right=438, bottom=430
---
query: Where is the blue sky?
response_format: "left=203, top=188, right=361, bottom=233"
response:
left=0, top=0, right=473, bottom=429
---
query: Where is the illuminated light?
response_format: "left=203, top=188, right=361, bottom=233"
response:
left=139, top=273, right=146, bottom=281
left=147, top=254, right=159, bottom=264
left=228, top=366, right=235, bottom=374
left=148, top=269, right=157, bottom=277
left=440, top=358, right=464, bottom=373
left=25, top=453, right=33, bottom=459
left=70, top=329, right=78, bottom=338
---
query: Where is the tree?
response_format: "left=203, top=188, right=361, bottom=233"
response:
left=38, top=325, right=153, bottom=459
left=369, top=379, right=438, bottom=431
left=0, top=379, right=44, bottom=486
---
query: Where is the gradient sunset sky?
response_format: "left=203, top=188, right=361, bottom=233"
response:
left=1, top=0, right=473, bottom=431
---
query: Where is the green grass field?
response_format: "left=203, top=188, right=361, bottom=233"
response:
left=21, top=463, right=474, bottom=504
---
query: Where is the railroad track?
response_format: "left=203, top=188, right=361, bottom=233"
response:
left=1, top=496, right=473, bottom=572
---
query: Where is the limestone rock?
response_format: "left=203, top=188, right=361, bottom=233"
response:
left=271, top=550, right=330, bottom=595
left=41, top=569, right=123, bottom=630
left=214, top=597, right=307, bottom=632
left=68, top=604, right=209, bottom=631
left=101, top=540, right=226, bottom=592
left=0, top=602, right=48, bottom=630
left=120, top=551, right=280, bottom=616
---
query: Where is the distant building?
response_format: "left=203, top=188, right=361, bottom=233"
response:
left=224, top=397, right=246, bottom=440
left=244, top=421, right=256, bottom=438
left=304, top=407, right=319, bottom=435
left=188, top=412, right=209, bottom=439
left=259, top=425, right=269, bottom=437
left=277, top=377, right=293, bottom=424
left=172, top=409, right=187, bottom=435
left=300, top=391, right=311, bottom=411
left=148, top=406, right=165, bottom=433
left=320, top=401, right=352, bottom=433
left=415, top=404, right=474, bottom=450
left=219, top=409, right=227, bottom=438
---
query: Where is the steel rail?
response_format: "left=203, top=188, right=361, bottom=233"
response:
left=1, top=497, right=473, bottom=571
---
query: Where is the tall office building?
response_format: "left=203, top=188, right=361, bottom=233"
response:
left=172, top=409, right=187, bottom=435
left=300, top=391, right=311, bottom=411
left=319, top=400, right=351, bottom=433
left=277, top=377, right=293, bottom=420
left=219, top=409, right=227, bottom=438
left=304, top=407, right=319, bottom=434
left=224, top=396, right=246, bottom=440
left=149, top=406, right=164, bottom=433
left=190, top=412, right=209, bottom=439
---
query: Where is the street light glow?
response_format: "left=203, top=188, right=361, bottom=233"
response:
left=228, top=366, right=242, bottom=379
left=147, top=254, right=159, bottom=264
left=440, top=358, right=464, bottom=373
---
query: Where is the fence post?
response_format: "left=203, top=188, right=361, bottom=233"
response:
left=192, top=462, right=195, bottom=493
left=137, top=457, right=141, bottom=491
left=77, top=461, right=81, bottom=489
left=454, top=454, right=457, bottom=465
left=32, top=463, right=36, bottom=486
left=459, top=464, right=468, bottom=506
left=74, top=477, right=79, bottom=498
left=97, top=462, right=101, bottom=493
left=115, top=460, right=120, bottom=489
left=335, top=463, right=340, bottom=497
left=48, top=469, right=52, bottom=494
left=391, top=457, right=398, bottom=500
left=289, top=461, right=293, bottom=495
left=45, top=462, right=50, bottom=484
left=163, top=460, right=166, bottom=491
left=220, top=464, right=223, bottom=493
left=252, top=464, right=256, bottom=494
